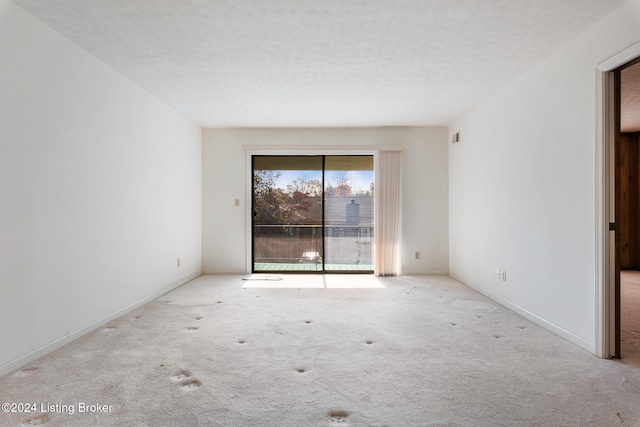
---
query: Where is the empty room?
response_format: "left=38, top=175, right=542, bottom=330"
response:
left=2, top=0, right=640, bottom=425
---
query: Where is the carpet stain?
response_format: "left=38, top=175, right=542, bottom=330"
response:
left=238, top=340, right=246, bottom=344
left=494, top=335, right=505, bottom=339
left=15, top=367, right=39, bottom=377
left=365, top=340, right=374, bottom=345
left=304, top=320, right=312, bottom=324
left=170, top=370, right=192, bottom=381
left=195, top=316, right=203, bottom=320
left=134, top=315, right=142, bottom=319
left=181, top=379, right=202, bottom=391
left=186, top=326, right=199, bottom=331
left=216, top=301, right=223, bottom=304
left=450, top=323, right=457, bottom=326
left=329, top=410, right=350, bottom=425
left=170, top=370, right=202, bottom=391
left=297, top=369, right=306, bottom=373
left=21, top=413, right=50, bottom=425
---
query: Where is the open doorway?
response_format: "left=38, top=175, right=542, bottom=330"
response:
left=617, top=59, right=640, bottom=365
left=599, top=44, right=640, bottom=360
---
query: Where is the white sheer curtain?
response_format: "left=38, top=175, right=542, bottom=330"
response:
left=374, top=150, right=402, bottom=276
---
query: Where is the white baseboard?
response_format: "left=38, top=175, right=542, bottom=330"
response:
left=451, top=275, right=595, bottom=354
left=0, top=272, right=201, bottom=378
left=201, top=270, right=248, bottom=275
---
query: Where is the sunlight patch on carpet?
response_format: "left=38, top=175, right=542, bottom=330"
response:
left=325, top=275, right=384, bottom=288
left=242, top=274, right=283, bottom=281
left=242, top=274, right=323, bottom=288
left=241, top=274, right=384, bottom=289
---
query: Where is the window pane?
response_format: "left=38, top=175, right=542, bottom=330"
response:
left=252, top=155, right=374, bottom=273
left=324, top=155, right=374, bottom=271
left=252, top=156, right=323, bottom=272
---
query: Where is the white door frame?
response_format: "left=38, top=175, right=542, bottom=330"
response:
left=595, top=42, right=640, bottom=358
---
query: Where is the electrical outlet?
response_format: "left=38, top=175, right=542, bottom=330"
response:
left=501, top=270, right=507, bottom=282
left=415, top=251, right=420, bottom=260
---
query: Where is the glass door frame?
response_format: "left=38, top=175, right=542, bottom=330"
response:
left=250, top=153, right=374, bottom=274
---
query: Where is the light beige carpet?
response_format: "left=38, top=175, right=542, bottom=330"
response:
left=1, top=275, right=640, bottom=426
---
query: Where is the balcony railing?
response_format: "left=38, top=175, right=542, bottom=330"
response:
left=253, top=224, right=373, bottom=271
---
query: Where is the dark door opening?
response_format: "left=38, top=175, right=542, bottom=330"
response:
left=614, top=56, right=640, bottom=363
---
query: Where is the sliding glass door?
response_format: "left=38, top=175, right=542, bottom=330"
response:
left=324, top=156, right=374, bottom=271
left=252, top=155, right=373, bottom=273
left=252, top=156, right=323, bottom=271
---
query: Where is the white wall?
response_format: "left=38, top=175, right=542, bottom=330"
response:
left=0, top=2, right=202, bottom=376
left=449, top=0, right=640, bottom=353
left=202, top=127, right=448, bottom=275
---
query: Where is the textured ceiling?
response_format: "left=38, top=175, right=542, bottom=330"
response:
left=11, top=0, right=627, bottom=127
left=622, top=61, right=640, bottom=133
